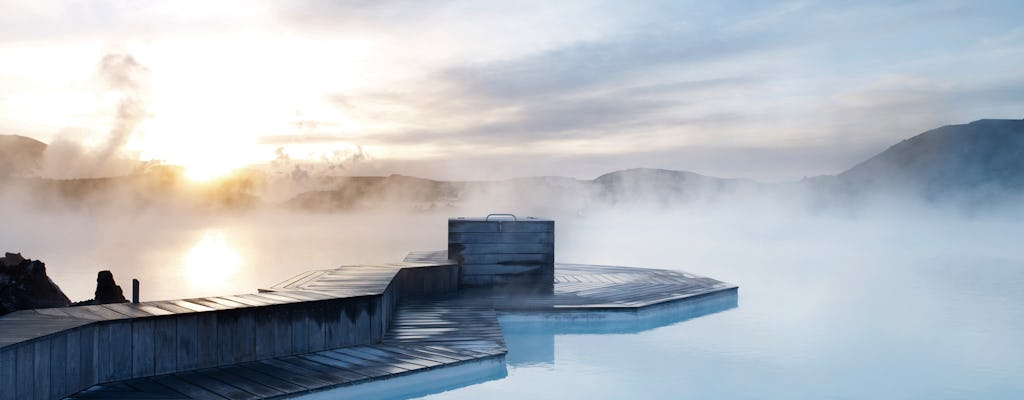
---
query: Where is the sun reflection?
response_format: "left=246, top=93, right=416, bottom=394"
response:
left=184, top=230, right=242, bottom=288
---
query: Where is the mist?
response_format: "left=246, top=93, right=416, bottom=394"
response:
left=2, top=171, right=1021, bottom=304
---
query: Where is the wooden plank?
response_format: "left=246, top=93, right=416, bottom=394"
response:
left=448, top=232, right=553, bottom=244
left=461, top=263, right=550, bottom=275
left=0, top=347, right=15, bottom=400
left=330, top=348, right=414, bottom=373
left=175, top=314, right=199, bottom=371
left=205, top=368, right=283, bottom=398
left=277, top=356, right=366, bottom=383
left=154, top=318, right=177, bottom=374
left=65, top=328, right=81, bottom=393
left=253, top=293, right=302, bottom=304
left=319, top=349, right=403, bottom=375
left=258, top=358, right=336, bottom=389
left=245, top=360, right=331, bottom=390
left=187, top=298, right=233, bottom=311
left=289, top=307, right=308, bottom=354
left=271, top=307, right=291, bottom=357
left=233, top=310, right=255, bottom=363
left=448, top=219, right=554, bottom=233
left=32, top=338, right=49, bottom=400
left=203, top=297, right=249, bottom=309
left=449, top=242, right=554, bottom=254
left=104, top=303, right=158, bottom=318
left=356, top=345, right=443, bottom=367
left=176, top=371, right=257, bottom=400
left=223, top=364, right=308, bottom=393
left=253, top=308, right=275, bottom=360
left=271, top=270, right=320, bottom=290
left=15, top=343, right=33, bottom=400
left=169, top=300, right=215, bottom=313
left=95, top=323, right=113, bottom=382
left=196, top=313, right=219, bottom=368
left=123, top=378, right=189, bottom=398
left=131, top=319, right=155, bottom=377
left=344, top=346, right=438, bottom=369
left=458, top=253, right=553, bottom=265
left=49, top=333, right=67, bottom=398
left=235, top=294, right=286, bottom=306
left=79, top=324, right=97, bottom=391
left=217, top=311, right=237, bottom=366
left=153, top=374, right=227, bottom=399
left=136, top=305, right=173, bottom=316
left=390, top=344, right=474, bottom=362
left=264, top=291, right=323, bottom=302
left=81, top=305, right=133, bottom=320
left=220, top=295, right=269, bottom=307
left=306, top=305, right=326, bottom=352
left=52, top=306, right=107, bottom=321
left=300, top=353, right=383, bottom=378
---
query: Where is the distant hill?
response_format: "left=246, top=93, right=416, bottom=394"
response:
left=4, top=119, right=1022, bottom=211
left=0, top=135, right=46, bottom=177
left=593, top=168, right=759, bottom=205
left=283, top=168, right=755, bottom=211
left=831, top=119, right=1024, bottom=200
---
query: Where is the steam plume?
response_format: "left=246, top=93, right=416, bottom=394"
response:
left=96, top=53, right=150, bottom=161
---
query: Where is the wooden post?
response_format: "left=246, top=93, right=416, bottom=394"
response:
left=132, top=279, right=140, bottom=304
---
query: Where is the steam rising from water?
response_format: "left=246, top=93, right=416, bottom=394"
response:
left=39, top=53, right=151, bottom=179
left=96, top=53, right=150, bottom=161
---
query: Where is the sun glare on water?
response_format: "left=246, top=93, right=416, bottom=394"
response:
left=184, top=230, right=242, bottom=288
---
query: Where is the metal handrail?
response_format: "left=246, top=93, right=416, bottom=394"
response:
left=485, top=213, right=517, bottom=221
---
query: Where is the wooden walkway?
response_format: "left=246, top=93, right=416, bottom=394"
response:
left=405, top=251, right=737, bottom=312
left=69, top=300, right=505, bottom=399
left=1, top=250, right=735, bottom=400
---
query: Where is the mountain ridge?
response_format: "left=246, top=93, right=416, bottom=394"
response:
left=3, top=118, right=1022, bottom=210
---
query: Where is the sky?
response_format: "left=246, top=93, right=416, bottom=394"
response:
left=0, top=0, right=1022, bottom=182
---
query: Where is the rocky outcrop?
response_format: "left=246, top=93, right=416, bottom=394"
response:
left=0, top=252, right=72, bottom=315
left=94, top=270, right=128, bottom=304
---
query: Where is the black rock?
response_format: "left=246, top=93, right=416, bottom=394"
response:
left=94, top=270, right=128, bottom=304
left=0, top=252, right=72, bottom=316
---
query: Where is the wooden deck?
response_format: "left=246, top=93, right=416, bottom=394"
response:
left=2, top=250, right=735, bottom=400
left=68, top=300, right=506, bottom=399
left=405, top=250, right=737, bottom=312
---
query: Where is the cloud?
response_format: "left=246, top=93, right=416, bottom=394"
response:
left=444, top=29, right=776, bottom=101
left=258, top=134, right=354, bottom=145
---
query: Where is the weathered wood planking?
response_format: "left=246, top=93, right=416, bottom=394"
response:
left=448, top=218, right=554, bottom=233
left=449, top=216, right=555, bottom=289
left=448, top=232, right=554, bottom=244
left=70, top=294, right=508, bottom=400
left=0, top=346, right=14, bottom=400
left=0, top=259, right=459, bottom=400
left=9, top=249, right=735, bottom=400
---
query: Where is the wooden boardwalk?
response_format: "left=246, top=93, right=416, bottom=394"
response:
left=405, top=251, right=737, bottom=312
left=2, top=251, right=735, bottom=400
left=68, top=300, right=505, bottom=399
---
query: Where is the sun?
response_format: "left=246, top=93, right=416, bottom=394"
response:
left=181, top=159, right=238, bottom=182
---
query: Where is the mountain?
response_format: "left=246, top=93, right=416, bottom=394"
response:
left=4, top=119, right=1022, bottom=211
left=593, top=168, right=759, bottom=205
left=832, top=119, right=1024, bottom=200
left=283, top=168, right=754, bottom=211
left=0, top=135, right=46, bottom=178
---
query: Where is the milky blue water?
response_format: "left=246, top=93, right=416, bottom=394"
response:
left=11, top=206, right=1022, bottom=399
left=404, top=212, right=1024, bottom=399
